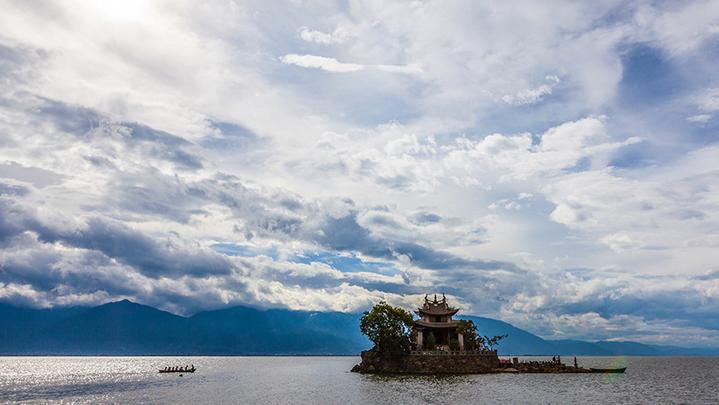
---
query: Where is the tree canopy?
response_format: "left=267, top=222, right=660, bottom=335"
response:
left=483, top=334, right=508, bottom=351
left=456, top=319, right=481, bottom=350
left=457, top=319, right=508, bottom=351
left=359, top=301, right=414, bottom=355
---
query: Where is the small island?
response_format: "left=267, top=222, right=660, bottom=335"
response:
left=352, top=294, right=625, bottom=375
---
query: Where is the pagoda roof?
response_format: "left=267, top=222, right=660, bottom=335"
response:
left=416, top=293, right=459, bottom=316
left=414, top=319, right=460, bottom=329
left=416, top=307, right=459, bottom=316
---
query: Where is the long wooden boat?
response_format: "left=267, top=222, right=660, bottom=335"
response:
left=588, top=367, right=626, bottom=373
left=159, top=367, right=196, bottom=373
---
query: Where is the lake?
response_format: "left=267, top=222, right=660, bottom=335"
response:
left=0, top=356, right=717, bottom=404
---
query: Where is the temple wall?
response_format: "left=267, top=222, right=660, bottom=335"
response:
left=353, top=350, right=499, bottom=374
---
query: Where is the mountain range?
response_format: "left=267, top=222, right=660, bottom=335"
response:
left=1, top=300, right=716, bottom=356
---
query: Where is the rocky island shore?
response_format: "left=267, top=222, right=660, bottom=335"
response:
left=351, top=350, right=622, bottom=375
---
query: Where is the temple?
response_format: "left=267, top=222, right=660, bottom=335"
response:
left=414, top=294, right=464, bottom=351
left=353, top=294, right=502, bottom=374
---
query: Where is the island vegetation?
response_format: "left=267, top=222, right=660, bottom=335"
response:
left=359, top=301, right=506, bottom=356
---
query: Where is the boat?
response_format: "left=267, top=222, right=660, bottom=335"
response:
left=588, top=367, right=626, bottom=373
left=159, top=366, right=196, bottom=373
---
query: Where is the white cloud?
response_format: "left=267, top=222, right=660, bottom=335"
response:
left=698, top=88, right=719, bottom=112
left=280, top=53, right=421, bottom=74
left=299, top=27, right=350, bottom=44
left=687, top=114, right=712, bottom=124
left=281, top=54, right=363, bottom=73
left=501, top=75, right=560, bottom=105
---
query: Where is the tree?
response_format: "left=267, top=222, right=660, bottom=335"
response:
left=456, top=320, right=480, bottom=350
left=359, top=301, right=414, bottom=355
left=457, top=320, right=508, bottom=352
left=483, top=334, right=508, bottom=351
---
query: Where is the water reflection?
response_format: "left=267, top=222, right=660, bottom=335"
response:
left=1, top=356, right=717, bottom=404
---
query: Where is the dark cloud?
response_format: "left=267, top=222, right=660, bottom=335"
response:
left=122, top=123, right=203, bottom=169
left=315, top=213, right=519, bottom=271
left=19, top=96, right=205, bottom=170
left=110, top=172, right=206, bottom=223
left=0, top=183, right=29, bottom=196
left=364, top=213, right=402, bottom=228
left=54, top=218, right=233, bottom=278
left=693, top=270, right=719, bottom=281
left=200, top=120, right=265, bottom=150
left=0, top=200, right=233, bottom=278
left=557, top=289, right=719, bottom=330
left=0, top=43, right=45, bottom=88
left=408, top=211, right=442, bottom=225
left=37, top=98, right=102, bottom=135
left=0, top=200, right=45, bottom=245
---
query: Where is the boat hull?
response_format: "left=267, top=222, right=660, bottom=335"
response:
left=589, top=367, right=626, bottom=373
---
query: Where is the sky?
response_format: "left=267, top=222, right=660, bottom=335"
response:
left=1, top=0, right=719, bottom=347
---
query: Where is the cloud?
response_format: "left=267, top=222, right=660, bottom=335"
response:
left=315, top=213, right=511, bottom=271
left=0, top=162, right=64, bottom=188
left=501, top=75, right=560, bottom=105
left=281, top=54, right=421, bottom=74
left=281, top=54, right=363, bottom=73
left=299, top=27, right=350, bottom=44
left=408, top=211, right=442, bottom=226
left=1, top=0, right=719, bottom=346
left=687, top=114, right=712, bottom=124
left=697, top=88, right=719, bottom=112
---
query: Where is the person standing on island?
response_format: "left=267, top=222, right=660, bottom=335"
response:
left=574, top=357, right=578, bottom=368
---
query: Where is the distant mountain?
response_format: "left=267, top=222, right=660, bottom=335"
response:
left=44, top=300, right=190, bottom=354
left=547, top=340, right=612, bottom=356
left=0, top=300, right=716, bottom=355
left=0, top=300, right=367, bottom=355
left=593, top=341, right=719, bottom=356
left=459, top=315, right=557, bottom=355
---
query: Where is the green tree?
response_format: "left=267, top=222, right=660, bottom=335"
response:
left=456, top=320, right=480, bottom=350
left=483, top=334, right=508, bottom=351
left=359, top=301, right=414, bottom=355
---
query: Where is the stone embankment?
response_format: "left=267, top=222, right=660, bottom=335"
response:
left=351, top=349, right=500, bottom=374
left=352, top=350, right=611, bottom=374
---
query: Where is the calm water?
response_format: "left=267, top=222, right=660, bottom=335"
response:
left=0, top=356, right=717, bottom=404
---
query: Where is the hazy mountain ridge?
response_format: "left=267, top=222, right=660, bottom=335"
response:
left=0, top=301, right=715, bottom=355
